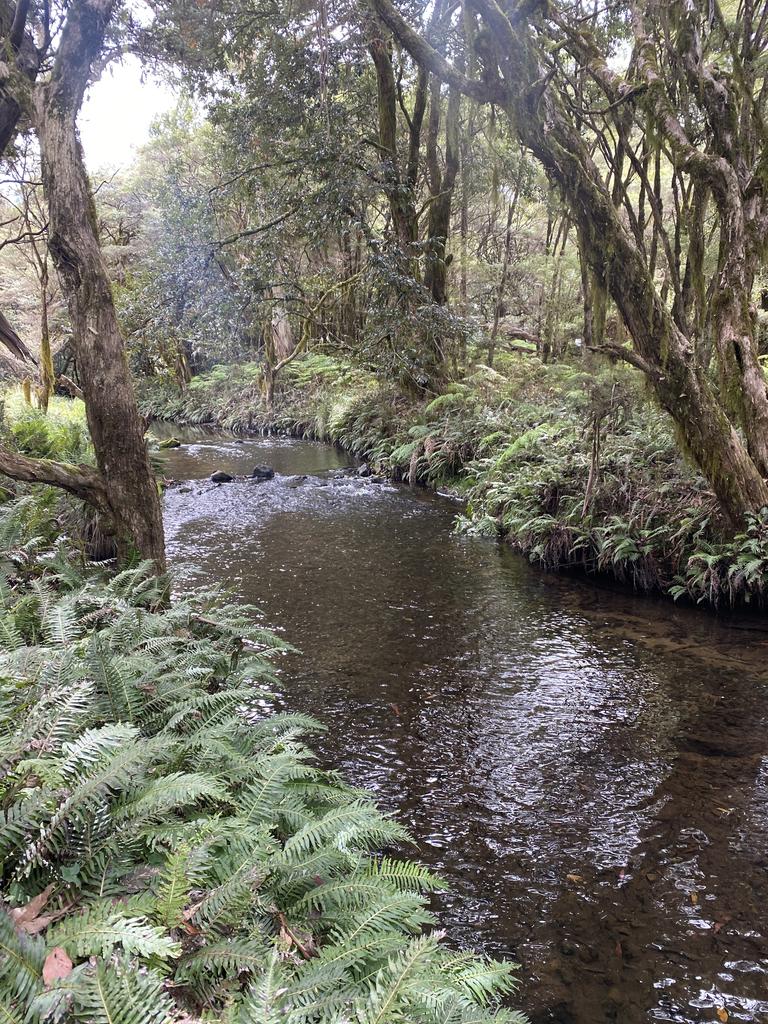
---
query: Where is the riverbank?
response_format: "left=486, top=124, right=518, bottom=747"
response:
left=139, top=355, right=768, bottom=609
left=0, top=402, right=520, bottom=1023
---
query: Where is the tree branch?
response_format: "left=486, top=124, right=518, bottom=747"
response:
left=0, top=447, right=108, bottom=509
left=367, top=0, right=507, bottom=104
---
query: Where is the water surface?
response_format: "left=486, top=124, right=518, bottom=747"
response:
left=156, top=426, right=768, bottom=1024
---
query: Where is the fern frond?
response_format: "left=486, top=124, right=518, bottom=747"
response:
left=68, top=961, right=173, bottom=1024
left=357, top=933, right=443, bottom=1024
left=281, top=800, right=409, bottom=864
left=46, top=906, right=181, bottom=963
left=361, top=856, right=447, bottom=893
left=0, top=910, right=44, bottom=1009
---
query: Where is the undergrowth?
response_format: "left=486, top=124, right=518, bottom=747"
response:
left=0, top=389, right=118, bottom=562
left=0, top=496, right=522, bottom=1023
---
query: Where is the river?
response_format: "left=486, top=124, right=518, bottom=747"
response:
left=156, top=425, right=768, bottom=1024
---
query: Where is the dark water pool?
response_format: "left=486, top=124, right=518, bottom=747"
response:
left=155, top=425, right=768, bottom=1024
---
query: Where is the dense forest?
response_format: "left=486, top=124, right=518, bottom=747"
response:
left=1, top=0, right=768, bottom=1022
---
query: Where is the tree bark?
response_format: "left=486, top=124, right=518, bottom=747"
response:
left=31, top=0, right=165, bottom=568
left=423, top=80, right=459, bottom=308
left=0, top=446, right=108, bottom=508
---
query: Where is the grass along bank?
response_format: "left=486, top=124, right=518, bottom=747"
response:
left=140, top=354, right=768, bottom=609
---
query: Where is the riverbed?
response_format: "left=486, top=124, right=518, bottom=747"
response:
left=156, top=425, right=768, bottom=1024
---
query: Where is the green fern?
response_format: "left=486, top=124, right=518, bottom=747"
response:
left=0, top=517, right=521, bottom=1024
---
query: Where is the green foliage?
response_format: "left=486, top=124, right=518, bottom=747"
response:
left=2, top=390, right=91, bottom=463
left=671, top=508, right=768, bottom=606
left=0, top=522, right=520, bottom=1023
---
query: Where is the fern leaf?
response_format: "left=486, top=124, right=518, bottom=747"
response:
left=0, top=910, right=44, bottom=1008
left=47, top=906, right=181, bottom=963
left=70, top=961, right=173, bottom=1024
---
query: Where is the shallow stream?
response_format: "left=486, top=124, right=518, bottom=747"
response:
left=156, top=425, right=768, bottom=1024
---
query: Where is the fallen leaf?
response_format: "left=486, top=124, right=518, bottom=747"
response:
left=691, top=892, right=699, bottom=905
left=9, top=884, right=55, bottom=927
left=566, top=874, right=583, bottom=884
left=43, top=947, right=72, bottom=987
left=716, top=1008, right=728, bottom=1023
left=20, top=914, right=54, bottom=935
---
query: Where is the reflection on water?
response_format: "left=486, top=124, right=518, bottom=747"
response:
left=156, top=425, right=768, bottom=1024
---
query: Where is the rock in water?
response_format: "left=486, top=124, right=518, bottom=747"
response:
left=158, top=436, right=182, bottom=449
left=210, top=471, right=234, bottom=483
left=252, top=465, right=275, bottom=480
left=357, top=463, right=372, bottom=477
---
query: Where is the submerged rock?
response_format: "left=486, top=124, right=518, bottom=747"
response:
left=252, top=465, right=275, bottom=480
left=210, top=470, right=234, bottom=483
left=357, top=463, right=372, bottom=477
left=283, top=475, right=307, bottom=488
left=158, top=436, right=182, bottom=449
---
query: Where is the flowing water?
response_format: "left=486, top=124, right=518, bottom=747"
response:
left=155, top=425, right=768, bottom=1024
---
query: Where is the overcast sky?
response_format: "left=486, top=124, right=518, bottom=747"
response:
left=78, top=57, right=178, bottom=173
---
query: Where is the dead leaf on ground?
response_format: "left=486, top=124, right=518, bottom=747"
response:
left=42, top=947, right=73, bottom=987
left=566, top=874, right=583, bottom=884
left=10, top=884, right=55, bottom=933
left=716, top=1008, right=729, bottom=1022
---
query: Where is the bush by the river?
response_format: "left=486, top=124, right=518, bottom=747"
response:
left=139, top=356, right=768, bottom=607
left=0, top=491, right=521, bottom=1023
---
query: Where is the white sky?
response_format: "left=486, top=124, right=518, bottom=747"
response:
left=79, top=56, right=178, bottom=173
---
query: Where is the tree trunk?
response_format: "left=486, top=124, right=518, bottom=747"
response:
left=458, top=136, right=470, bottom=365
left=423, top=81, right=459, bottom=308
left=368, top=29, right=420, bottom=257
left=37, top=266, right=54, bottom=413
left=32, top=0, right=165, bottom=569
left=0, top=0, right=40, bottom=157
left=270, top=287, right=295, bottom=362
left=489, top=182, right=521, bottom=367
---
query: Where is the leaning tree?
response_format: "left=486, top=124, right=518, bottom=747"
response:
left=370, top=0, right=768, bottom=525
left=0, top=0, right=165, bottom=567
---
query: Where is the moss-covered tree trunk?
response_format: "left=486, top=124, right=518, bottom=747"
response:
left=32, top=0, right=165, bottom=568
